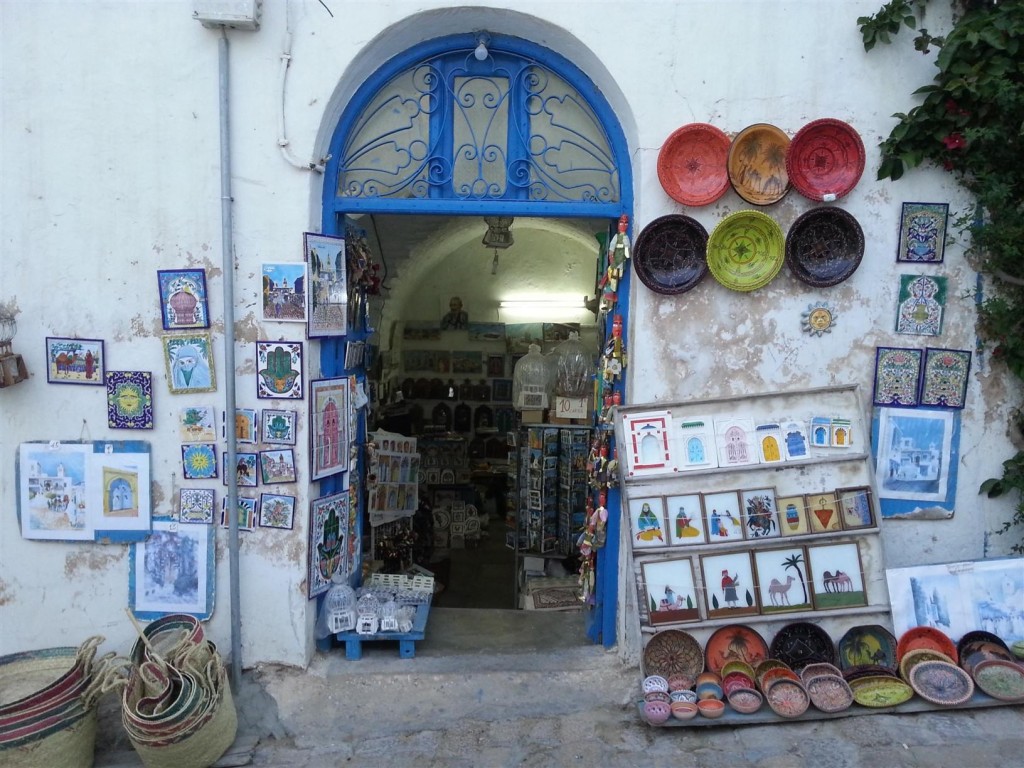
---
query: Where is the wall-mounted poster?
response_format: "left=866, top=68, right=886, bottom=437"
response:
left=106, top=371, right=155, bottom=430
left=665, top=493, right=707, bottom=546
left=45, top=337, right=104, bottom=385
left=157, top=269, right=210, bottom=330
left=714, top=418, right=758, bottom=468
left=628, top=497, right=667, bottom=549
left=310, top=377, right=350, bottom=481
left=260, top=408, right=297, bottom=445
left=639, top=557, right=701, bottom=625
left=806, top=541, right=867, bottom=610
left=897, top=202, right=948, bottom=263
left=308, top=491, right=350, bottom=599
left=700, top=550, right=759, bottom=619
left=896, top=275, right=947, bottom=336
left=163, top=333, right=217, bottom=394
left=256, top=341, right=303, bottom=399
left=129, top=517, right=214, bottom=620
left=873, top=407, right=958, bottom=519
left=304, top=232, right=347, bottom=337
left=675, top=416, right=718, bottom=471
left=505, top=323, right=544, bottom=355
left=262, top=262, right=307, bottom=323
left=753, top=546, right=813, bottom=615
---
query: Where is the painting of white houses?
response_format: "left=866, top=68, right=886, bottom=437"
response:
left=18, top=443, right=91, bottom=541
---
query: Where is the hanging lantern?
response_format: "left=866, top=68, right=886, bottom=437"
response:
left=0, top=307, right=27, bottom=387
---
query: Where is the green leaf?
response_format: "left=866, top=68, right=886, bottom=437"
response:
left=980, top=478, right=1004, bottom=496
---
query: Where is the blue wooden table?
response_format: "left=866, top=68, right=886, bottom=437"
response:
left=333, top=602, right=431, bottom=660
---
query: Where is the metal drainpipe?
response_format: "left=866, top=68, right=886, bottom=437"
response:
left=218, top=28, right=242, bottom=690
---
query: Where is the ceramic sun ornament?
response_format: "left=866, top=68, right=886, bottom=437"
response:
left=801, top=301, right=837, bottom=336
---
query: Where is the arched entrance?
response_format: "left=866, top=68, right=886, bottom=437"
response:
left=319, top=29, right=633, bottom=647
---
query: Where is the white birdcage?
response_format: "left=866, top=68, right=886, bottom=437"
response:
left=396, top=605, right=416, bottom=634
left=325, top=580, right=357, bottom=634
left=379, top=599, right=400, bottom=632
left=355, top=592, right=381, bottom=635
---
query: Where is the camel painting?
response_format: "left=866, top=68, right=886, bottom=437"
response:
left=808, top=542, right=867, bottom=609
left=754, top=547, right=812, bottom=614
left=45, top=337, right=104, bottom=385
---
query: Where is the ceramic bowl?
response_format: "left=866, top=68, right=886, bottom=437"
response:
left=696, top=681, right=723, bottom=701
left=642, top=675, right=670, bottom=695
left=669, top=689, right=697, bottom=704
left=1012, top=640, right=1024, bottom=661
left=670, top=701, right=699, bottom=721
left=644, top=699, right=671, bottom=725
left=722, top=671, right=755, bottom=696
left=721, top=660, right=755, bottom=680
left=726, top=686, right=763, bottom=714
left=697, top=698, right=726, bottom=719
left=696, top=670, right=721, bottom=685
left=667, top=674, right=695, bottom=693
left=644, top=690, right=671, bottom=705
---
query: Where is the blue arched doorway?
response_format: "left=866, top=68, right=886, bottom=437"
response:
left=320, top=31, right=632, bottom=647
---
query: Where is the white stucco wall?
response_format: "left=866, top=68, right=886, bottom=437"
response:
left=1, top=0, right=1018, bottom=667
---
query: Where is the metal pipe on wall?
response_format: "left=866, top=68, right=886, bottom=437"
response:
left=218, top=28, right=242, bottom=690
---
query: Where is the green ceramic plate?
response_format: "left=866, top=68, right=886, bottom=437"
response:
left=706, top=210, right=785, bottom=292
left=849, top=675, right=914, bottom=708
left=973, top=659, right=1024, bottom=702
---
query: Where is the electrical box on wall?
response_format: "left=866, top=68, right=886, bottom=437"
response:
left=192, top=0, right=262, bottom=30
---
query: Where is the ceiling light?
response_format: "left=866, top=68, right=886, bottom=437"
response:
left=482, top=215, right=513, bottom=249
left=474, top=32, right=490, bottom=61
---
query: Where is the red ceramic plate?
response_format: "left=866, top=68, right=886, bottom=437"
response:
left=705, top=624, right=770, bottom=674
left=786, top=118, right=865, bottom=201
left=896, top=626, right=958, bottom=664
left=657, top=123, right=731, bottom=207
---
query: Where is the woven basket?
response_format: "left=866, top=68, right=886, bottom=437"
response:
left=0, top=708, right=97, bottom=768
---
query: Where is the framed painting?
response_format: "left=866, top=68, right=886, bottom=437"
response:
left=106, top=371, right=154, bottom=429
left=450, top=350, right=483, bottom=375
left=777, top=494, right=811, bottom=537
left=308, top=491, right=350, bottom=599
left=872, top=347, right=923, bottom=408
left=897, top=202, right=948, bottom=263
left=874, top=407, right=956, bottom=512
left=740, top=487, right=781, bottom=540
left=469, top=323, right=506, bottom=342
left=256, top=341, right=303, bottom=399
left=262, top=262, right=307, bottom=323
left=700, top=550, right=759, bottom=619
left=129, top=517, right=214, bottom=620
left=807, top=491, right=842, bottom=534
left=628, top=496, right=667, bottom=548
left=837, top=485, right=875, bottom=530
left=17, top=442, right=93, bottom=541
left=806, top=541, right=868, bottom=610
left=223, top=452, right=257, bottom=487
left=45, top=337, right=104, bottom=385
left=179, top=405, right=217, bottom=443
left=260, top=408, right=297, bottom=445
left=486, top=354, right=506, bottom=377
left=178, top=488, right=215, bottom=525
left=920, top=347, right=971, bottom=409
left=232, top=407, right=258, bottom=444
left=310, top=376, right=350, bottom=481
left=492, top=379, right=513, bottom=402
left=753, top=546, right=813, bottom=614
left=665, top=493, right=707, bottom=546
left=402, top=321, right=441, bottom=341
left=157, top=269, right=210, bottom=330
left=181, top=444, right=217, bottom=480
left=258, top=492, right=295, bottom=530
left=304, top=232, right=348, bottom=338
left=259, top=448, right=297, bottom=484
left=163, top=333, right=216, bottom=394
left=221, top=496, right=256, bottom=531
left=639, top=557, right=701, bottom=625
left=700, top=490, right=744, bottom=544
left=505, top=323, right=544, bottom=355
left=896, top=275, right=947, bottom=337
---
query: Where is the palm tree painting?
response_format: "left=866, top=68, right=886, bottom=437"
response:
left=729, top=124, right=791, bottom=204
left=754, top=547, right=813, bottom=615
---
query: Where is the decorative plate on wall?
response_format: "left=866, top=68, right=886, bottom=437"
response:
left=705, top=624, right=770, bottom=674
left=727, top=123, right=791, bottom=205
left=786, top=118, right=866, bottom=202
left=785, top=207, right=865, bottom=287
left=642, top=629, right=705, bottom=680
left=706, top=210, right=785, bottom=291
left=657, top=123, right=732, bottom=207
left=769, top=621, right=837, bottom=670
left=632, top=214, right=710, bottom=295
left=909, top=660, right=974, bottom=706
left=971, top=659, right=1024, bottom=702
left=837, top=624, right=898, bottom=674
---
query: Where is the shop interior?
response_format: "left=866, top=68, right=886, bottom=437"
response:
left=358, top=213, right=611, bottom=647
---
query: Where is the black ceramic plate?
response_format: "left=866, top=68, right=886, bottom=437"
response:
left=632, top=214, right=709, bottom=295
left=785, top=207, right=864, bottom=287
left=770, top=621, right=837, bottom=671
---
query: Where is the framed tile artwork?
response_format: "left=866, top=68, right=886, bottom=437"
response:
left=806, top=541, right=868, bottom=610
left=259, top=448, right=297, bottom=484
left=157, top=269, right=210, bottom=330
left=920, top=347, right=971, bottom=409
left=181, top=444, right=217, bottom=480
left=262, top=262, right=308, bottom=323
left=179, top=405, right=217, bottom=443
left=837, top=485, right=875, bottom=530
left=807, top=491, right=842, bottom=534
left=260, top=408, right=297, bottom=445
left=628, top=496, right=667, bottom=548
left=714, top=418, right=758, bottom=468
left=45, top=337, right=104, bottom=385
left=700, top=550, right=759, bottom=619
left=178, top=488, right=215, bottom=525
left=740, top=487, right=781, bottom=540
left=896, top=275, right=947, bottom=337
left=258, top=493, right=296, bottom=530
left=897, top=202, right=948, bottom=263
left=308, top=491, right=350, bottom=598
left=639, top=557, right=701, bottom=625
left=753, top=546, right=813, bottom=615
left=163, top=333, right=217, bottom=394
left=106, top=371, right=155, bottom=429
left=256, top=341, right=303, bottom=400
left=700, top=490, right=744, bottom=544
left=232, top=408, right=258, bottom=444
left=221, top=496, right=257, bottom=531
left=304, top=232, right=348, bottom=338
left=776, top=494, right=811, bottom=537
left=223, top=452, right=258, bottom=488
left=754, top=422, right=785, bottom=465
left=309, top=376, right=350, bottom=481
left=665, top=493, right=708, bottom=546
left=872, top=346, right=923, bottom=408
left=622, top=411, right=675, bottom=477
left=676, top=416, right=718, bottom=471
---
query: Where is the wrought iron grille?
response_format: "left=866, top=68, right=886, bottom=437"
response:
left=337, top=49, right=619, bottom=204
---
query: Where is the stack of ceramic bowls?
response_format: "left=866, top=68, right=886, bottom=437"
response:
left=800, top=662, right=853, bottom=714
left=641, top=675, right=671, bottom=725
left=721, top=661, right=761, bottom=714
left=755, top=660, right=810, bottom=718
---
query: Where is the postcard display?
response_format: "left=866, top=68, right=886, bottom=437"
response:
left=618, top=385, right=897, bottom=721
left=366, top=431, right=420, bottom=570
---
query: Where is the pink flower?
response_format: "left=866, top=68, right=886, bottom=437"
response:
left=942, top=133, right=967, bottom=150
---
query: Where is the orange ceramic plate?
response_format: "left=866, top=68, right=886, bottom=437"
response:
left=658, top=123, right=732, bottom=207
left=727, top=123, right=791, bottom=205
